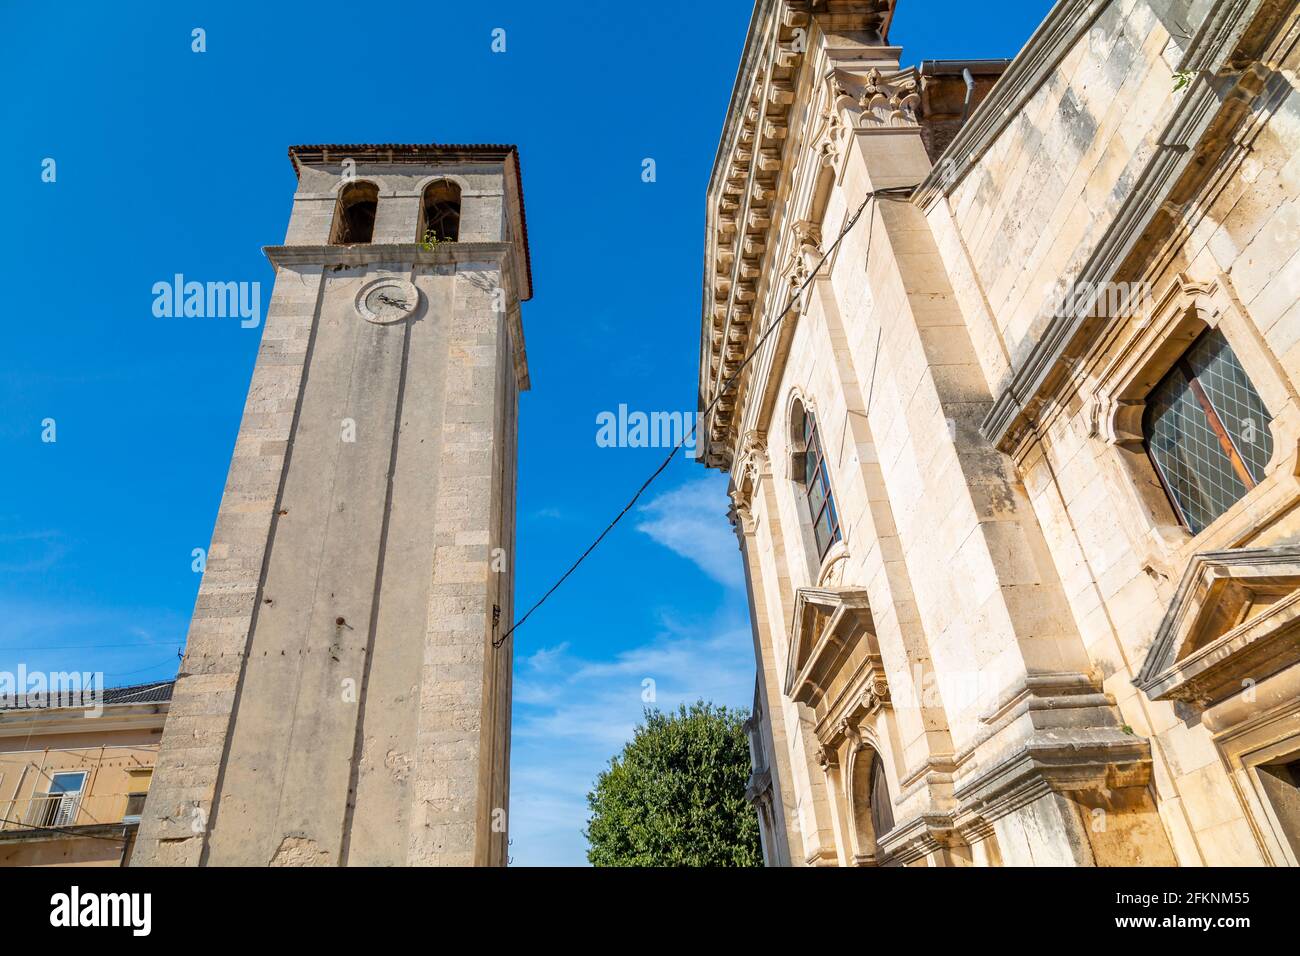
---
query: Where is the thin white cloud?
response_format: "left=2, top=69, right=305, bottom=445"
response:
left=634, top=477, right=744, bottom=588
left=525, top=641, right=570, bottom=672
left=0, top=530, right=67, bottom=573
left=509, top=607, right=755, bottom=866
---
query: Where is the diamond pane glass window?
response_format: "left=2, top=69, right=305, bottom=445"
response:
left=1143, top=329, right=1273, bottom=534
left=799, top=407, right=842, bottom=559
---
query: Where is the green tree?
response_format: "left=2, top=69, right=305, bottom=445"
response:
left=585, top=701, right=762, bottom=866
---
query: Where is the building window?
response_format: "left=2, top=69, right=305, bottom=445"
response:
left=849, top=746, right=894, bottom=863
left=330, top=181, right=379, bottom=245
left=793, top=402, right=841, bottom=559
left=419, top=179, right=461, bottom=243
left=123, top=792, right=148, bottom=820
left=1143, top=329, right=1273, bottom=534
left=1256, top=755, right=1300, bottom=861
left=869, top=751, right=894, bottom=839
left=27, top=770, right=86, bottom=828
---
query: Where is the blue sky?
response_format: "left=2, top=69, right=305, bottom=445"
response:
left=1, top=0, right=1050, bottom=865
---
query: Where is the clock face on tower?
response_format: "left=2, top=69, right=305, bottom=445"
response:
left=356, top=278, right=419, bottom=324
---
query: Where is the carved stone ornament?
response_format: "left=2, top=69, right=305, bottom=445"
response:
left=793, top=219, right=822, bottom=248
left=840, top=718, right=861, bottom=749
left=726, top=499, right=754, bottom=539
left=863, top=672, right=891, bottom=713
left=786, top=248, right=811, bottom=307
left=854, top=67, right=921, bottom=128
left=815, top=100, right=848, bottom=167
left=783, top=220, right=824, bottom=309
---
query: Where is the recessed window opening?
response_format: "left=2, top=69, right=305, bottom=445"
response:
left=419, top=179, right=461, bottom=243
left=330, top=181, right=379, bottom=245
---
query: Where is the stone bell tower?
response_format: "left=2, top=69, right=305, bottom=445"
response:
left=133, top=144, right=530, bottom=866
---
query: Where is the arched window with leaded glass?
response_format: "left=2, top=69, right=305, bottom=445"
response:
left=1143, top=328, right=1274, bottom=534
left=791, top=400, right=841, bottom=560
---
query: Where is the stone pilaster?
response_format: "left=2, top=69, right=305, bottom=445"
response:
left=733, top=444, right=841, bottom=864
left=729, top=458, right=804, bottom=866
left=832, top=48, right=1160, bottom=858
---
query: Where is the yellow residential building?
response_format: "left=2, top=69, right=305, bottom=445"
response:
left=0, top=682, right=171, bottom=867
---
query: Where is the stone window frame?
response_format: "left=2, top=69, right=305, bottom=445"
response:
left=1092, top=275, right=1299, bottom=567
left=815, top=706, right=899, bottom=867
left=1207, top=688, right=1300, bottom=867
left=784, top=390, right=849, bottom=581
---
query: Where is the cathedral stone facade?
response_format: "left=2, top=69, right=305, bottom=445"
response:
left=133, top=145, right=529, bottom=866
left=704, top=0, right=1300, bottom=865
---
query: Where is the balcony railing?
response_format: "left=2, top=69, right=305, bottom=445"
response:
left=1, top=791, right=153, bottom=833
left=2, top=793, right=85, bottom=831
